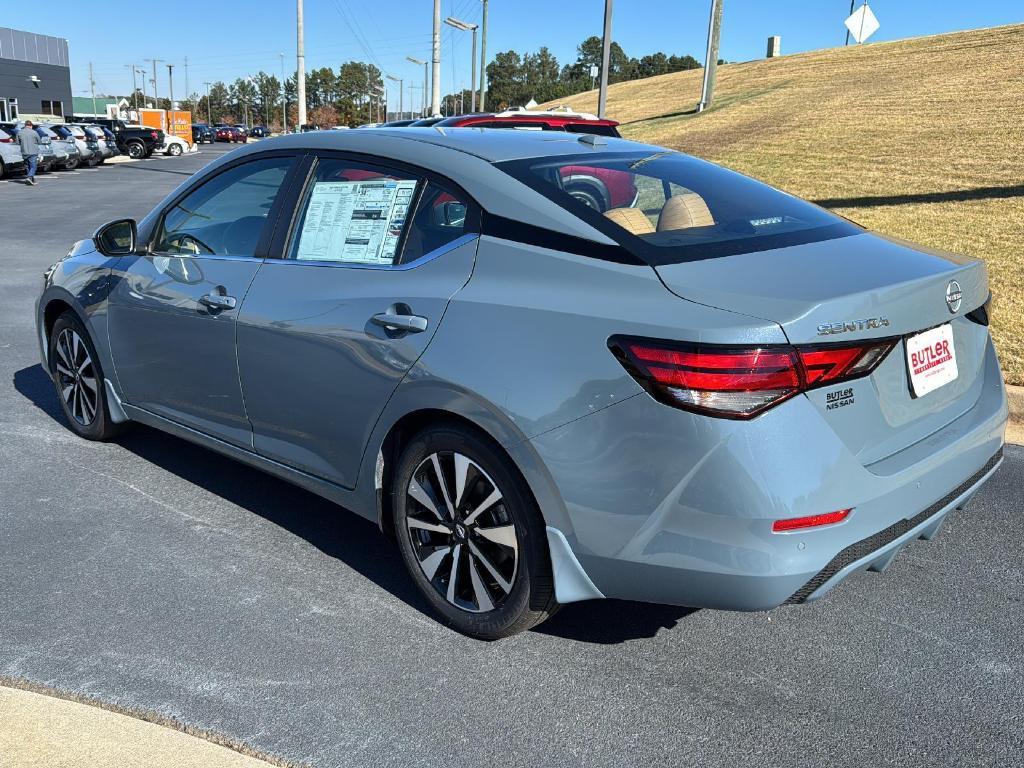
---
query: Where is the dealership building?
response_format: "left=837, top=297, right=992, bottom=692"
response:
left=0, top=27, right=73, bottom=122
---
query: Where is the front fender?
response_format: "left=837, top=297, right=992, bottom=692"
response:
left=37, top=241, right=120, bottom=386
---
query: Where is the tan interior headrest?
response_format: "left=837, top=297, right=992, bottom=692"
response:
left=604, top=207, right=655, bottom=236
left=657, top=193, right=715, bottom=232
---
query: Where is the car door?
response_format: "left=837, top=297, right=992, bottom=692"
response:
left=107, top=153, right=299, bottom=447
left=236, top=153, right=479, bottom=488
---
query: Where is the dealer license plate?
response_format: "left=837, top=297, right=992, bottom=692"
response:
left=906, top=324, right=958, bottom=397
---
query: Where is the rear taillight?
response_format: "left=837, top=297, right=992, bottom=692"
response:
left=0, top=136, right=11, bottom=143
left=151, top=131, right=159, bottom=139
left=609, top=335, right=896, bottom=419
left=772, top=509, right=851, bottom=532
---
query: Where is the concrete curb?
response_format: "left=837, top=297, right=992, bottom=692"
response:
left=0, top=678, right=302, bottom=768
left=1006, top=384, right=1024, bottom=445
left=1007, top=383, right=1024, bottom=424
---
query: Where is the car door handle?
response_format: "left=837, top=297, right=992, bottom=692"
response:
left=371, top=311, right=428, bottom=333
left=198, top=293, right=237, bottom=311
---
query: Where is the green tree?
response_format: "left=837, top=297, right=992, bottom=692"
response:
left=486, top=50, right=526, bottom=109
left=207, top=81, right=230, bottom=122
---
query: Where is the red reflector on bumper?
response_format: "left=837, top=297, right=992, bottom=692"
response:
left=772, top=509, right=851, bottom=532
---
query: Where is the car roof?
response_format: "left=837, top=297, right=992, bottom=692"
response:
left=263, top=126, right=657, bottom=163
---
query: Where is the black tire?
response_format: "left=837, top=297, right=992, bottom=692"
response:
left=168, top=143, right=183, bottom=156
left=126, top=141, right=145, bottom=159
left=393, top=423, right=557, bottom=639
left=64, top=155, right=79, bottom=171
left=48, top=311, right=125, bottom=441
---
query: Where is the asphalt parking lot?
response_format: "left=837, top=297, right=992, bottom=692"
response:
left=1, top=142, right=1022, bottom=768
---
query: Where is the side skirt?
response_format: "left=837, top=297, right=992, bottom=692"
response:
left=119, top=403, right=375, bottom=521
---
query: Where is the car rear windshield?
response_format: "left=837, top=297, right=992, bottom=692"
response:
left=497, top=151, right=860, bottom=264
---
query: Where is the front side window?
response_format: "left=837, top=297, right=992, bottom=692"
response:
left=153, top=157, right=293, bottom=257
left=498, top=151, right=860, bottom=264
left=289, top=159, right=473, bottom=266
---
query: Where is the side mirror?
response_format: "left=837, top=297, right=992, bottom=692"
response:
left=434, top=201, right=467, bottom=228
left=94, top=219, right=137, bottom=256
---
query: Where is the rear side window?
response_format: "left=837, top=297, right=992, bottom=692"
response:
left=563, top=123, right=621, bottom=138
left=498, top=151, right=860, bottom=264
left=288, top=158, right=474, bottom=266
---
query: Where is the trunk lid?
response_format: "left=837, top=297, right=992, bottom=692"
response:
left=654, top=232, right=992, bottom=466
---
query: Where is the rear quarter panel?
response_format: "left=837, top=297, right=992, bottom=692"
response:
left=403, top=236, right=787, bottom=535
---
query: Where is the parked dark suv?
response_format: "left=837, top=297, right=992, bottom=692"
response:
left=192, top=124, right=215, bottom=144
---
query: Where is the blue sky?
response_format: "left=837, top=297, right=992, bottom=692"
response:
left=6, top=0, right=1022, bottom=112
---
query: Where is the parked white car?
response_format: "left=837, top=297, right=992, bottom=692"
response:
left=160, top=134, right=191, bottom=156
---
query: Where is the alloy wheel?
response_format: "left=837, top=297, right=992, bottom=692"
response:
left=404, top=452, right=519, bottom=613
left=54, top=328, right=99, bottom=426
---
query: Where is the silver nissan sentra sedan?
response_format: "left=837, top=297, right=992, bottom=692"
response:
left=36, top=129, right=1008, bottom=638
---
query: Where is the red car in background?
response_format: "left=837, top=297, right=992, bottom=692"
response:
left=213, top=124, right=247, bottom=143
left=433, top=108, right=636, bottom=211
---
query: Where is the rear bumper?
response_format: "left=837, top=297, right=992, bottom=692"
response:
left=531, top=337, right=1008, bottom=610
left=787, top=448, right=1002, bottom=604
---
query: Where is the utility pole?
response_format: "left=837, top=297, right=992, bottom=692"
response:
left=597, top=0, right=613, bottom=118
left=365, top=68, right=371, bottom=124
left=126, top=65, right=140, bottom=113
left=431, top=0, right=441, bottom=116
left=297, top=0, right=307, bottom=128
left=88, top=62, right=97, bottom=117
left=204, top=81, right=212, bottom=124
left=697, top=0, right=723, bottom=112
left=166, top=63, right=175, bottom=132
left=184, top=57, right=190, bottom=105
left=279, top=53, right=287, bottom=132
left=137, top=67, right=148, bottom=109
left=478, top=0, right=489, bottom=110
left=845, top=0, right=855, bottom=45
left=146, top=59, right=163, bottom=111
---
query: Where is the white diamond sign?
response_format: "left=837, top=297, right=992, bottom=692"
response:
left=845, top=3, right=880, bottom=44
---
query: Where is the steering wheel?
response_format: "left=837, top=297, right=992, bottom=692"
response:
left=169, top=232, right=216, bottom=255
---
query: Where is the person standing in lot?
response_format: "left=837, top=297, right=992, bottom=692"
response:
left=18, top=120, right=40, bottom=185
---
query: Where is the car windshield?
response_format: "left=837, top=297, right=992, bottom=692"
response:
left=497, top=150, right=861, bottom=264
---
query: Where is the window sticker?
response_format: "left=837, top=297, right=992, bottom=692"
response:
left=296, top=178, right=418, bottom=263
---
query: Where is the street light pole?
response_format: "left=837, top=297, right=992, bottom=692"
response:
left=444, top=17, right=479, bottom=113
left=166, top=63, right=175, bottom=133
left=387, top=74, right=403, bottom=119
left=598, top=0, right=613, bottom=118
left=204, top=81, right=212, bottom=124
left=407, top=56, right=427, bottom=117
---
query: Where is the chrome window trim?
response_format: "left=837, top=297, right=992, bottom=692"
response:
left=277, top=232, right=478, bottom=271
left=146, top=253, right=267, bottom=264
